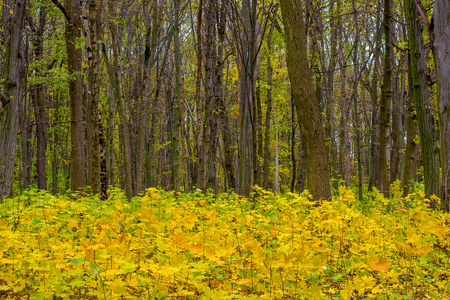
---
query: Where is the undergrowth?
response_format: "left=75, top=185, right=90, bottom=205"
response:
left=0, top=183, right=449, bottom=299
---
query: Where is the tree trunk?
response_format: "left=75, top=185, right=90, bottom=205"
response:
left=403, top=55, right=417, bottom=196
left=172, top=0, right=182, bottom=192
left=352, top=0, right=363, bottom=201
left=404, top=0, right=440, bottom=203
left=0, top=0, right=26, bottom=201
left=30, top=6, right=49, bottom=191
left=280, top=0, right=331, bottom=201
left=368, top=7, right=382, bottom=191
left=52, top=0, right=86, bottom=192
left=378, top=0, right=393, bottom=197
left=432, top=0, right=450, bottom=211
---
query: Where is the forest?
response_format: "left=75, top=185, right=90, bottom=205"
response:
left=1, top=0, right=450, bottom=298
left=0, top=0, right=449, bottom=206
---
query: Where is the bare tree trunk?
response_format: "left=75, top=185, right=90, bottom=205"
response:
left=0, top=0, right=26, bottom=201
left=280, top=0, right=331, bottom=201
left=404, top=0, right=440, bottom=204
left=403, top=55, right=417, bottom=196
left=172, top=0, right=182, bottom=191
left=432, top=0, right=450, bottom=211
left=368, top=7, right=382, bottom=191
left=217, top=0, right=235, bottom=191
left=82, top=0, right=103, bottom=197
left=378, top=0, right=393, bottom=197
left=195, top=0, right=204, bottom=189
left=352, top=0, right=363, bottom=201
left=136, top=0, right=161, bottom=195
left=52, top=0, right=86, bottom=192
left=30, top=6, right=49, bottom=191
left=103, top=0, right=133, bottom=199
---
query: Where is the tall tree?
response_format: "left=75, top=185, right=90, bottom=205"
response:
left=172, top=0, right=183, bottom=191
left=0, top=0, right=26, bottom=201
left=404, top=0, right=440, bottom=203
left=378, top=0, right=393, bottom=197
left=103, top=0, right=133, bottom=199
left=52, top=0, right=86, bottom=192
left=280, top=0, right=331, bottom=201
left=29, top=6, right=49, bottom=191
left=432, top=0, right=450, bottom=210
left=82, top=0, right=105, bottom=198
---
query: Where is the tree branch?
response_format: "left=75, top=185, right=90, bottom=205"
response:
left=50, top=0, right=71, bottom=23
left=0, top=91, right=11, bottom=107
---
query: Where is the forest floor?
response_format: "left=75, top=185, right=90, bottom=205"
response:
left=0, top=184, right=449, bottom=299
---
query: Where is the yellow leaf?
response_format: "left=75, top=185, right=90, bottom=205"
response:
left=368, top=257, right=391, bottom=272
left=110, top=279, right=125, bottom=294
left=190, top=243, right=203, bottom=255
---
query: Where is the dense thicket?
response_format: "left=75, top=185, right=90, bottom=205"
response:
left=0, top=0, right=449, bottom=208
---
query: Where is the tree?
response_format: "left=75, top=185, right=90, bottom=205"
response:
left=378, top=0, right=393, bottom=197
left=52, top=0, right=86, bottom=192
left=0, top=0, right=26, bottom=201
left=432, top=0, right=450, bottom=210
left=404, top=0, right=440, bottom=203
left=280, top=0, right=331, bottom=201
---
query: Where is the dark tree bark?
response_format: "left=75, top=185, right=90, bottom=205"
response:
left=82, top=0, right=104, bottom=198
left=352, top=0, right=363, bottom=201
left=403, top=55, right=417, bottom=196
left=404, top=0, right=440, bottom=203
left=0, top=0, right=26, bottom=201
left=378, top=0, right=393, bottom=197
left=137, top=0, right=161, bottom=195
left=368, top=5, right=382, bottom=192
left=172, top=0, right=182, bottom=191
left=432, top=0, right=450, bottom=211
left=52, top=0, right=86, bottom=192
left=217, top=0, right=235, bottom=191
left=280, top=0, right=331, bottom=201
left=30, top=6, right=49, bottom=191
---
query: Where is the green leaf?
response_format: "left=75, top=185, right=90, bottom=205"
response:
left=269, top=211, right=278, bottom=221
left=90, top=262, right=100, bottom=276
left=71, top=258, right=85, bottom=264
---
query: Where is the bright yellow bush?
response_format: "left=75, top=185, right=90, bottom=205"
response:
left=0, top=185, right=449, bottom=299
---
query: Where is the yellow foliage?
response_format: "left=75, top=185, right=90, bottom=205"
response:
left=0, top=186, right=449, bottom=299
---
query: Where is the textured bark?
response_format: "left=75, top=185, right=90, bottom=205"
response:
left=82, top=0, right=103, bottom=196
left=404, top=0, right=440, bottom=203
left=195, top=0, right=203, bottom=189
left=217, top=0, right=235, bottom=191
left=403, top=56, right=417, bottom=196
left=432, top=0, right=450, bottom=210
left=0, top=0, right=26, bottom=201
left=368, top=7, right=382, bottom=192
left=30, top=7, right=48, bottom=191
left=137, top=0, right=161, bottom=195
left=54, top=0, right=86, bottom=192
left=352, top=0, right=363, bottom=201
left=280, top=0, right=331, bottom=201
left=201, top=0, right=219, bottom=192
left=262, top=27, right=273, bottom=189
left=390, top=74, right=401, bottom=185
left=172, top=0, right=182, bottom=191
left=378, top=0, right=393, bottom=196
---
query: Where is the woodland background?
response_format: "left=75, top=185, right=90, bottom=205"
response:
left=1, top=0, right=450, bottom=208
